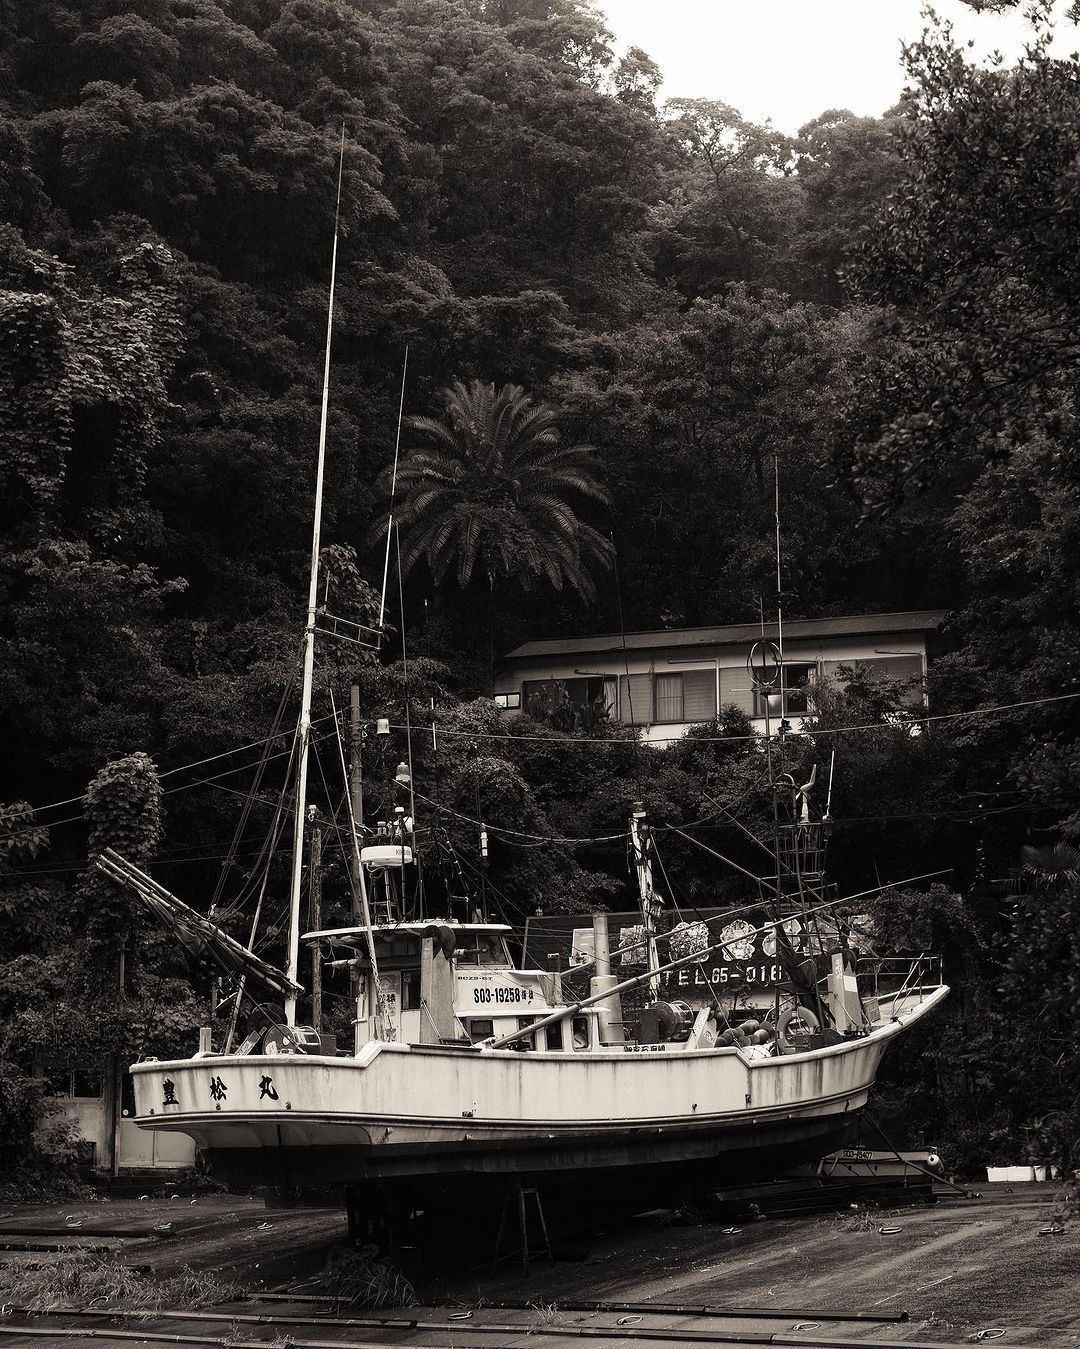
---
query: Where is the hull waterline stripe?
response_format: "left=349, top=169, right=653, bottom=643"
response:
left=134, top=1082, right=870, bottom=1134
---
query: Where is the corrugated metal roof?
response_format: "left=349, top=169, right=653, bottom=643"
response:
left=502, top=610, right=949, bottom=662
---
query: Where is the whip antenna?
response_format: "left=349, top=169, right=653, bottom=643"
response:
left=775, top=450, right=785, bottom=716
left=378, top=346, right=410, bottom=633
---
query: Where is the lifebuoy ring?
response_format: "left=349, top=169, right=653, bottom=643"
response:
left=777, top=1005, right=820, bottom=1053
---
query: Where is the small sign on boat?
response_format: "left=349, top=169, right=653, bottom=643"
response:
left=457, top=969, right=550, bottom=1010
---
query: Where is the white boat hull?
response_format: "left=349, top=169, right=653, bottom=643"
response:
left=131, top=987, right=947, bottom=1188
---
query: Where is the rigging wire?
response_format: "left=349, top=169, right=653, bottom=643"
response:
left=222, top=731, right=298, bottom=1051
left=395, top=521, right=418, bottom=868
left=650, top=838, right=735, bottom=1031
left=19, top=727, right=341, bottom=835
left=208, top=676, right=296, bottom=916
left=451, top=846, right=534, bottom=926
left=409, top=786, right=626, bottom=845
left=23, top=714, right=342, bottom=827
left=377, top=346, right=410, bottom=634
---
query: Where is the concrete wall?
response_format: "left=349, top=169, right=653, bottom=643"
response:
left=54, top=1077, right=196, bottom=1174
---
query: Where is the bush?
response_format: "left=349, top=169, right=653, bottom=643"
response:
left=0, top=1061, right=88, bottom=1200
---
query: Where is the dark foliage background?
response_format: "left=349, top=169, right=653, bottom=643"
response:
left=1, top=0, right=1078, bottom=1182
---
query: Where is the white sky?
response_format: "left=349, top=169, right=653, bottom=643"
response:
left=598, top=0, right=1078, bottom=133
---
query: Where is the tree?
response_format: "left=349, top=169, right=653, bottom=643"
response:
left=836, top=8, right=1080, bottom=841
left=553, top=286, right=892, bottom=627
left=790, top=108, right=901, bottom=306
left=839, top=12, right=1080, bottom=513
left=377, top=379, right=613, bottom=602
left=653, top=98, right=801, bottom=297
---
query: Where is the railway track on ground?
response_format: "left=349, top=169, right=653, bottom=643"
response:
left=0, top=1299, right=980, bottom=1349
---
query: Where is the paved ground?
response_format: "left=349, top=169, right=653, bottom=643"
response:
left=0, top=1182, right=1076, bottom=1347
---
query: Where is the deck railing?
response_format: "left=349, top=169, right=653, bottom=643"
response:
left=855, top=953, right=942, bottom=1003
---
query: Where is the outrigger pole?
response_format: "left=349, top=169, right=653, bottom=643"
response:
left=285, top=127, right=346, bottom=1026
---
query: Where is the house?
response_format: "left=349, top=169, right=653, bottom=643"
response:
left=493, top=610, right=947, bottom=742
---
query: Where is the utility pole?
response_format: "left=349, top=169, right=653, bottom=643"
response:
left=308, top=809, right=323, bottom=1032
left=349, top=684, right=364, bottom=922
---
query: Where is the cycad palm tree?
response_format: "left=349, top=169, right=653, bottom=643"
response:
left=374, top=380, right=612, bottom=602
left=1014, top=842, right=1080, bottom=893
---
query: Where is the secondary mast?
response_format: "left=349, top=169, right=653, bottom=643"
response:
left=629, top=802, right=663, bottom=999
left=284, top=128, right=346, bottom=1026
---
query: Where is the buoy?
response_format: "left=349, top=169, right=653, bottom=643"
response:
left=777, top=1005, right=820, bottom=1053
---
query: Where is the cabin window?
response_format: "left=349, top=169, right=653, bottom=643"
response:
left=571, top=1016, right=591, bottom=1051
left=494, top=691, right=521, bottom=709
left=469, top=1019, right=494, bottom=1041
left=545, top=1020, right=564, bottom=1051
left=457, top=939, right=508, bottom=967
left=509, top=1017, right=536, bottom=1051
left=402, top=969, right=421, bottom=1010
left=654, top=673, right=684, bottom=723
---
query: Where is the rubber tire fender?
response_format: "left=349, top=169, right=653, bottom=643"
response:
left=776, top=1004, right=820, bottom=1053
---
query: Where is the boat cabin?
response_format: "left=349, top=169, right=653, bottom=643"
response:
left=303, top=921, right=603, bottom=1053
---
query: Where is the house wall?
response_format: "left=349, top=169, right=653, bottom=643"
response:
left=495, top=631, right=929, bottom=742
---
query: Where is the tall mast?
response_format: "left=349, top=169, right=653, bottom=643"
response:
left=285, top=128, right=346, bottom=1025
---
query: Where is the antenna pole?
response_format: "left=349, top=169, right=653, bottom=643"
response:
left=629, top=803, right=662, bottom=1000
left=774, top=452, right=785, bottom=726
left=308, top=810, right=323, bottom=1032
left=825, top=749, right=836, bottom=820
left=349, top=684, right=364, bottom=919
left=285, top=126, right=346, bottom=1025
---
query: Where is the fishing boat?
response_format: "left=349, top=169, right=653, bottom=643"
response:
left=96, top=140, right=949, bottom=1234
left=100, top=796, right=947, bottom=1214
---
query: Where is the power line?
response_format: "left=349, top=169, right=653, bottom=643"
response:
left=24, top=712, right=342, bottom=820
left=21, top=688, right=1077, bottom=825
left=19, top=726, right=341, bottom=834
left=403, top=688, right=1080, bottom=747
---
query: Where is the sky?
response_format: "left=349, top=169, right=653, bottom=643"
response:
left=597, top=0, right=1077, bottom=133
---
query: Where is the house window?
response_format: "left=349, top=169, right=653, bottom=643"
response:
left=48, top=1070, right=103, bottom=1099
left=494, top=692, right=521, bottom=709
left=754, top=664, right=815, bottom=718
left=523, top=677, right=617, bottom=729
left=654, top=673, right=684, bottom=723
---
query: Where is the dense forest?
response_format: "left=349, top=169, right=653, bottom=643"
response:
left=1, top=0, right=1079, bottom=1187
